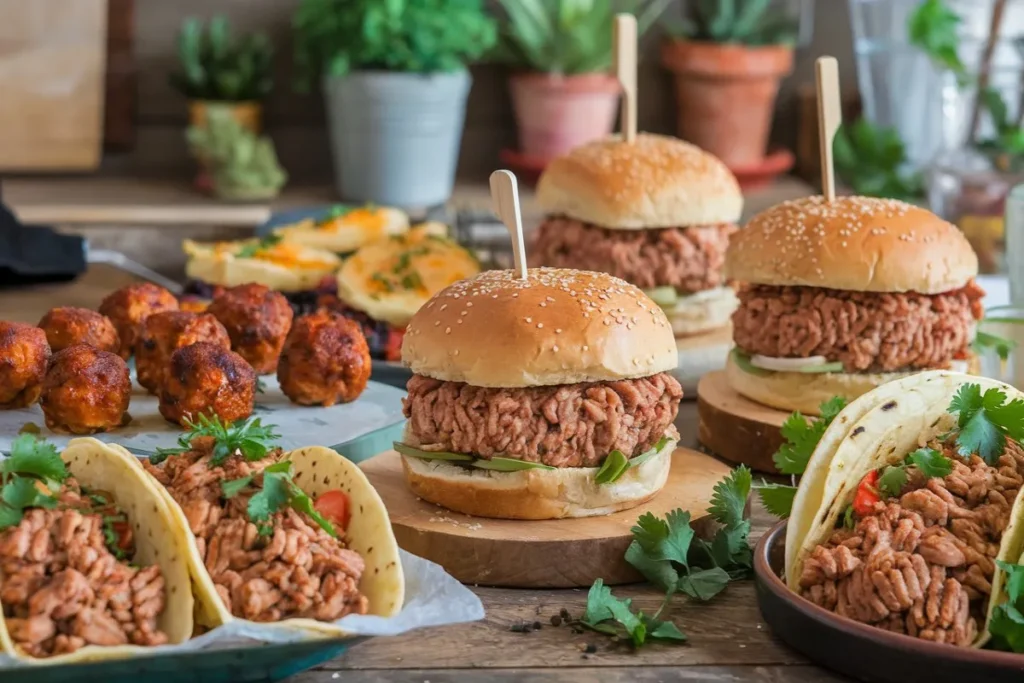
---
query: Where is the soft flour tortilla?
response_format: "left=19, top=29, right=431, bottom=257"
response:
left=126, top=445, right=405, bottom=636
left=0, top=438, right=194, bottom=664
left=784, top=371, right=1024, bottom=645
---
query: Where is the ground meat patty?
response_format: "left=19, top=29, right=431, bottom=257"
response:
left=403, top=373, right=683, bottom=467
left=530, top=217, right=735, bottom=293
left=732, top=282, right=985, bottom=372
left=800, top=440, right=1024, bottom=647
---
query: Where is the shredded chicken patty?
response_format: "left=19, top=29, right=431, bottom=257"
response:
left=142, top=438, right=368, bottom=622
left=732, top=282, right=985, bottom=372
left=403, top=373, right=683, bottom=467
left=799, top=440, right=1024, bottom=647
left=530, top=217, right=735, bottom=293
left=0, top=482, right=167, bottom=658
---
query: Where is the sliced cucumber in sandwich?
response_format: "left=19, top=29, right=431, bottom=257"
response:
left=643, top=286, right=679, bottom=308
left=471, top=457, right=556, bottom=472
left=394, top=442, right=473, bottom=462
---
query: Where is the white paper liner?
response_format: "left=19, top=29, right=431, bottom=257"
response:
left=0, top=550, right=484, bottom=667
left=0, top=376, right=406, bottom=454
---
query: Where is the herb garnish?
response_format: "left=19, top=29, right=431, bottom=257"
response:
left=223, top=460, right=336, bottom=538
left=973, top=330, right=1018, bottom=362
left=0, top=434, right=67, bottom=529
left=151, top=414, right=281, bottom=466
left=990, top=560, right=1024, bottom=652
left=949, top=384, right=1024, bottom=464
left=582, top=466, right=754, bottom=647
left=877, top=447, right=954, bottom=498
left=102, top=514, right=130, bottom=561
left=236, top=234, right=283, bottom=259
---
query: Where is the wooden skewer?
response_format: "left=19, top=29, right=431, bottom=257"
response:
left=489, top=170, right=528, bottom=280
left=815, top=56, right=842, bottom=202
left=614, top=13, right=638, bottom=143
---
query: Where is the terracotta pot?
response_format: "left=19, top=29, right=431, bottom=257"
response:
left=509, top=73, right=621, bottom=162
left=660, top=40, right=793, bottom=167
left=188, top=100, right=263, bottom=133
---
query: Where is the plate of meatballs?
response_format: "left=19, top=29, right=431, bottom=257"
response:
left=0, top=281, right=408, bottom=455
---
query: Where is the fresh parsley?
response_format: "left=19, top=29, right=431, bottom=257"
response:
left=221, top=475, right=254, bottom=499
left=236, top=234, right=282, bottom=259
left=3, top=434, right=69, bottom=485
left=583, top=466, right=755, bottom=648
left=949, top=384, right=1024, bottom=465
left=989, top=560, right=1024, bottom=652
left=878, top=465, right=908, bottom=498
left=756, top=483, right=798, bottom=518
left=772, top=397, right=847, bottom=475
left=909, top=447, right=954, bottom=478
left=151, top=414, right=282, bottom=466
left=0, top=434, right=66, bottom=529
left=247, top=461, right=336, bottom=538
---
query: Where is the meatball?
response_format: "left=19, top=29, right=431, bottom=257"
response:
left=40, top=344, right=131, bottom=434
left=159, top=342, right=256, bottom=426
left=277, top=309, right=371, bottom=406
left=136, top=311, right=230, bottom=394
left=0, top=322, right=51, bottom=409
left=38, top=307, right=119, bottom=354
left=207, top=283, right=294, bottom=375
left=98, top=283, right=179, bottom=359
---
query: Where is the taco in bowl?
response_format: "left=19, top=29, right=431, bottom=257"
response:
left=0, top=435, right=193, bottom=663
left=785, top=371, right=1024, bottom=647
left=130, top=416, right=404, bottom=634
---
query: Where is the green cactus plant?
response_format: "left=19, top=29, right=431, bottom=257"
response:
left=187, top=110, right=287, bottom=200
left=170, top=16, right=273, bottom=102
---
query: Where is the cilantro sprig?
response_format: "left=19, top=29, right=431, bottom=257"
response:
left=756, top=397, right=847, bottom=518
left=0, top=434, right=67, bottom=529
left=949, top=384, right=1024, bottom=465
left=989, top=560, right=1024, bottom=652
left=582, top=466, right=755, bottom=647
left=223, top=460, right=336, bottom=538
left=877, top=448, right=954, bottom=498
left=152, top=414, right=281, bottom=466
left=236, top=234, right=283, bottom=259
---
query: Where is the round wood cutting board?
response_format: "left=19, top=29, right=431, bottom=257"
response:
left=359, top=447, right=732, bottom=588
left=697, top=370, right=789, bottom=473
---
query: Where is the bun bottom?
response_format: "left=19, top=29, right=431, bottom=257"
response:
left=665, top=287, right=738, bottom=337
left=400, top=438, right=676, bottom=520
left=724, top=354, right=981, bottom=416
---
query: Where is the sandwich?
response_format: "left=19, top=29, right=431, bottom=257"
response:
left=322, top=223, right=481, bottom=362
left=273, top=204, right=410, bottom=255
left=0, top=436, right=192, bottom=662
left=396, top=268, right=683, bottom=520
left=531, top=133, right=743, bottom=339
left=725, top=195, right=985, bottom=415
left=785, top=370, right=1024, bottom=649
left=134, top=416, right=405, bottom=633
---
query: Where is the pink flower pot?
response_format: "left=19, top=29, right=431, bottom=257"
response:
left=509, top=73, right=621, bottom=162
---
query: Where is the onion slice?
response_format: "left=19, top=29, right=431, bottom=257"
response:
left=750, top=355, right=831, bottom=372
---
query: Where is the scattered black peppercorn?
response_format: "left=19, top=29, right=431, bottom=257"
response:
left=532, top=621, right=543, bottom=631
left=560, top=608, right=571, bottom=621
left=550, top=615, right=562, bottom=627
left=584, top=643, right=597, bottom=654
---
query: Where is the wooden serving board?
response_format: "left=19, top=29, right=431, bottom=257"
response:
left=697, top=370, right=789, bottom=473
left=360, top=447, right=732, bottom=588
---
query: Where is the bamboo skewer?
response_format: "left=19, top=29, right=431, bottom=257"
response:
left=614, top=13, right=638, bottom=143
left=815, top=56, right=842, bottom=202
left=489, top=170, right=528, bottom=280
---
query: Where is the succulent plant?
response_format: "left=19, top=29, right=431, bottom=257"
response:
left=170, top=16, right=273, bottom=102
left=187, top=109, right=287, bottom=200
left=670, top=0, right=800, bottom=46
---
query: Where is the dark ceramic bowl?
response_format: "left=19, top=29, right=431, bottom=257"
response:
left=755, top=521, right=1024, bottom=683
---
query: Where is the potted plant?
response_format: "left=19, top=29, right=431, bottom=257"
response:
left=169, top=16, right=273, bottom=134
left=492, top=0, right=671, bottom=165
left=187, top=109, right=288, bottom=201
left=293, top=0, right=497, bottom=208
left=660, top=0, right=799, bottom=168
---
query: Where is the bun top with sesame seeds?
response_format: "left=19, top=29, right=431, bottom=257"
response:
left=400, top=268, right=678, bottom=387
left=535, top=133, right=743, bottom=230
left=725, top=195, right=978, bottom=294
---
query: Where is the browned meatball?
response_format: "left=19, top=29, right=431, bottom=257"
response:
left=277, top=309, right=371, bottom=406
left=159, top=342, right=256, bottom=426
left=38, top=307, right=119, bottom=354
left=40, top=344, right=131, bottom=434
left=207, top=283, right=294, bottom=375
left=0, top=322, right=51, bottom=409
left=136, top=311, right=230, bottom=395
left=98, top=283, right=180, bottom=359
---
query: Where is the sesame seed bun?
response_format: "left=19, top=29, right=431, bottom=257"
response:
left=399, top=428, right=676, bottom=519
left=401, top=268, right=678, bottom=387
left=725, top=196, right=978, bottom=294
left=536, top=133, right=743, bottom=230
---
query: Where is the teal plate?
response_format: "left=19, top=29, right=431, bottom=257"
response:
left=3, top=637, right=363, bottom=683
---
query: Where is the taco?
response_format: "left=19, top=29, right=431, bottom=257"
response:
left=0, top=435, right=193, bottom=663
left=786, top=371, right=1024, bottom=647
left=130, top=416, right=404, bottom=635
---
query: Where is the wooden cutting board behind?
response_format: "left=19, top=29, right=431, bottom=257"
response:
left=0, top=0, right=108, bottom=170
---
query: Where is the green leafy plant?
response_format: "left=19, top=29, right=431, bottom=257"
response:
left=832, top=119, right=925, bottom=201
left=492, top=0, right=671, bottom=74
left=293, top=0, right=497, bottom=88
left=668, top=0, right=799, bottom=46
left=169, top=16, right=273, bottom=102
left=187, top=110, right=288, bottom=200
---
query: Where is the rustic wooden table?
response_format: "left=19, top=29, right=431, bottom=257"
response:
left=0, top=265, right=850, bottom=683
